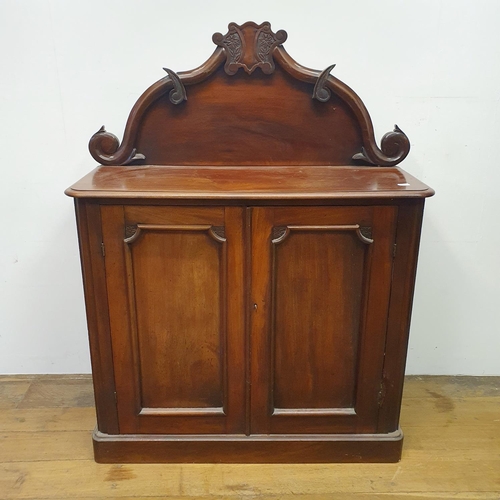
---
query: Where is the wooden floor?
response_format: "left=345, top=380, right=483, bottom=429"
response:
left=0, top=375, right=498, bottom=499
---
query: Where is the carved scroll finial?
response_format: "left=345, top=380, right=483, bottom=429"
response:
left=313, top=64, right=336, bottom=102
left=352, top=125, right=411, bottom=166
left=88, top=126, right=145, bottom=166
left=163, top=68, right=187, bottom=105
left=212, top=21, right=287, bottom=75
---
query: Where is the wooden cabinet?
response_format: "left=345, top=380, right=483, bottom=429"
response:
left=67, top=22, right=433, bottom=463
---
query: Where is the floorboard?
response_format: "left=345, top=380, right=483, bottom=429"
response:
left=0, top=375, right=498, bottom=499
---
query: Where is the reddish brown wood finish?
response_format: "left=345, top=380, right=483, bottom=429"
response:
left=70, top=200, right=430, bottom=458
left=100, top=206, right=246, bottom=435
left=92, top=429, right=403, bottom=464
left=67, top=21, right=433, bottom=463
left=273, top=229, right=364, bottom=410
left=128, top=226, right=225, bottom=410
left=249, top=206, right=397, bottom=435
left=378, top=201, right=426, bottom=432
left=66, top=165, right=433, bottom=200
left=74, top=201, right=119, bottom=434
left=135, top=65, right=364, bottom=166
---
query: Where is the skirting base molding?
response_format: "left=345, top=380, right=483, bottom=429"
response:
left=92, top=428, right=404, bottom=463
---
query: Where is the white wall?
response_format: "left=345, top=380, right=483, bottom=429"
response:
left=0, top=0, right=499, bottom=375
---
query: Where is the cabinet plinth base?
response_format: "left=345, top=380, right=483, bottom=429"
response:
left=92, top=428, right=403, bottom=463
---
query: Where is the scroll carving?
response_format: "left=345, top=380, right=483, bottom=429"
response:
left=357, top=226, right=374, bottom=244
left=125, top=225, right=138, bottom=239
left=88, top=64, right=192, bottom=165
left=124, top=224, right=141, bottom=244
left=313, top=64, right=336, bottom=102
left=272, top=226, right=290, bottom=244
left=212, top=21, right=287, bottom=75
left=209, top=226, right=226, bottom=243
left=274, top=47, right=411, bottom=166
left=89, top=126, right=145, bottom=166
left=352, top=125, right=410, bottom=166
left=163, top=68, right=187, bottom=105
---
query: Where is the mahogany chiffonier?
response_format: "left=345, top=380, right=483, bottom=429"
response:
left=66, top=22, right=434, bottom=463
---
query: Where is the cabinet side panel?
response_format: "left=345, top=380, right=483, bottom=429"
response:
left=130, top=229, right=225, bottom=409
left=378, top=200, right=425, bottom=433
left=273, top=230, right=365, bottom=410
left=75, top=200, right=119, bottom=434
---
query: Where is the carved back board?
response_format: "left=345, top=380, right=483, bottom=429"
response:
left=89, top=22, right=410, bottom=167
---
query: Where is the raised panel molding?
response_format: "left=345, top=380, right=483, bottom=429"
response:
left=123, top=223, right=228, bottom=417
left=272, top=224, right=374, bottom=245
left=124, top=223, right=226, bottom=245
left=270, top=224, right=371, bottom=417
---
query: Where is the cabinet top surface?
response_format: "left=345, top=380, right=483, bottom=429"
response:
left=65, top=165, right=434, bottom=200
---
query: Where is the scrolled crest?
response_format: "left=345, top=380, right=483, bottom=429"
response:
left=212, top=21, right=287, bottom=75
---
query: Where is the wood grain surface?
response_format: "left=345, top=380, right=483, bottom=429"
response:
left=249, top=206, right=397, bottom=436
left=99, top=206, right=246, bottom=436
left=66, top=166, right=434, bottom=200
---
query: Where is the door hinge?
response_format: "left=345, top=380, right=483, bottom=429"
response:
left=392, top=243, right=397, bottom=259
left=101, top=242, right=106, bottom=257
left=113, top=391, right=117, bottom=404
left=377, top=380, right=387, bottom=408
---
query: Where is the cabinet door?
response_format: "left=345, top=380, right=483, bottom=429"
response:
left=250, top=206, right=397, bottom=434
left=100, top=205, right=245, bottom=434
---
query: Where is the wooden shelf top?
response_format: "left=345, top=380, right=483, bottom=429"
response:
left=65, top=165, right=434, bottom=200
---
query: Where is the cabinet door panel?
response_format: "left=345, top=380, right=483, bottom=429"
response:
left=273, top=228, right=364, bottom=411
left=250, top=206, right=397, bottom=434
left=130, top=227, right=225, bottom=410
left=101, top=206, right=245, bottom=434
